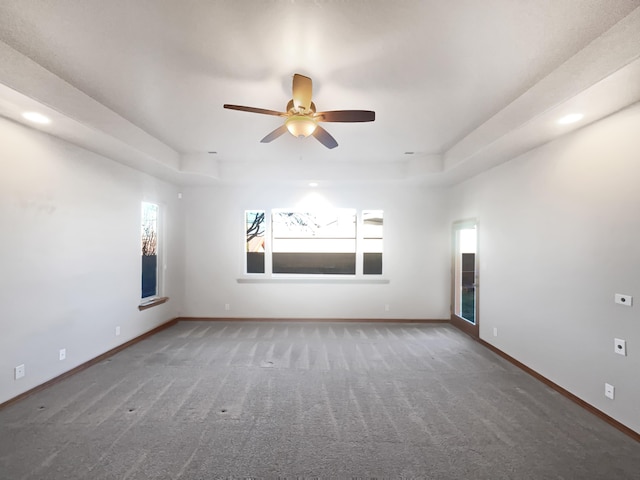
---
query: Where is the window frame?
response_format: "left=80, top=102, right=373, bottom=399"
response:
left=271, top=208, right=357, bottom=275
left=242, top=208, right=384, bottom=278
left=362, top=209, right=384, bottom=275
left=139, top=201, right=168, bottom=310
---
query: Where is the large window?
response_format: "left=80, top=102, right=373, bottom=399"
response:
left=141, top=202, right=159, bottom=298
left=272, top=209, right=357, bottom=275
left=244, top=209, right=382, bottom=276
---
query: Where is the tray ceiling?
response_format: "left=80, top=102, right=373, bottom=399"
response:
left=0, top=1, right=639, bottom=185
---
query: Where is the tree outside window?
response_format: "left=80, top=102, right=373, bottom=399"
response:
left=141, top=202, right=159, bottom=298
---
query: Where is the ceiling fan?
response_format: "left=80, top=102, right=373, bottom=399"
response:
left=223, top=74, right=375, bottom=149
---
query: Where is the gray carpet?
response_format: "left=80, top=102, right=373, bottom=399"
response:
left=1, top=321, right=639, bottom=479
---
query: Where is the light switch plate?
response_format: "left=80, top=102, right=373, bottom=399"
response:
left=614, top=338, right=627, bottom=356
left=614, top=294, right=632, bottom=306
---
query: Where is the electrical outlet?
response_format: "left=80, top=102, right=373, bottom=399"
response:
left=115, top=326, right=121, bottom=336
left=384, top=304, right=390, bottom=312
left=493, top=327, right=498, bottom=337
left=605, top=383, right=615, bottom=400
left=59, top=348, right=66, bottom=361
left=224, top=303, right=230, bottom=311
left=15, top=364, right=25, bottom=380
left=614, top=294, right=632, bottom=306
left=614, top=338, right=627, bottom=356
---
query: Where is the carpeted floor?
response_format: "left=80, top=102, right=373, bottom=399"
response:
left=1, top=321, right=639, bottom=479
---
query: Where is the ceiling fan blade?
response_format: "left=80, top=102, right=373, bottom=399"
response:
left=223, top=104, right=286, bottom=117
left=260, top=124, right=289, bottom=143
left=315, top=110, right=375, bottom=122
left=292, top=74, right=312, bottom=110
left=312, top=125, right=338, bottom=149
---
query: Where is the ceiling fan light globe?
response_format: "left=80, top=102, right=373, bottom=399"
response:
left=286, top=115, right=317, bottom=138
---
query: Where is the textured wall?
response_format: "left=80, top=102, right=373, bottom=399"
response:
left=448, top=103, right=640, bottom=433
left=4, top=99, right=638, bottom=434
left=181, top=184, right=450, bottom=320
left=0, top=117, right=184, bottom=404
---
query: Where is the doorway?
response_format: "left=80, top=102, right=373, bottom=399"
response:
left=451, top=220, right=479, bottom=338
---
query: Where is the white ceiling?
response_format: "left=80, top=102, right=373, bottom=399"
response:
left=0, top=0, right=639, bottom=186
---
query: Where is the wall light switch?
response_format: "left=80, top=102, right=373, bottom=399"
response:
left=614, top=338, right=627, bottom=356
left=614, top=294, right=632, bottom=306
left=605, top=383, right=615, bottom=400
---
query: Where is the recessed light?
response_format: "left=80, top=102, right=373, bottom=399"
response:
left=308, top=182, right=318, bottom=187
left=22, top=112, right=51, bottom=124
left=557, top=113, right=584, bottom=125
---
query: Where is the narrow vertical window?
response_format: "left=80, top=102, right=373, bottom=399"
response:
left=363, top=210, right=383, bottom=275
left=246, top=210, right=265, bottom=274
left=141, top=202, right=159, bottom=299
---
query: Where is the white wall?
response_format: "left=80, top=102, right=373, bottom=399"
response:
left=182, top=183, right=450, bottom=320
left=0, top=117, right=184, bottom=404
left=5, top=100, right=638, bottom=434
left=448, top=103, right=640, bottom=433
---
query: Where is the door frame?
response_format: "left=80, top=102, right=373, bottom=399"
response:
left=450, top=219, right=479, bottom=339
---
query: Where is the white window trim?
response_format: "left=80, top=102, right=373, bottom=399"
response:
left=240, top=208, right=386, bottom=282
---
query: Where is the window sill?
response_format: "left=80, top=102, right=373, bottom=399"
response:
left=138, top=297, right=169, bottom=311
left=237, top=277, right=389, bottom=284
